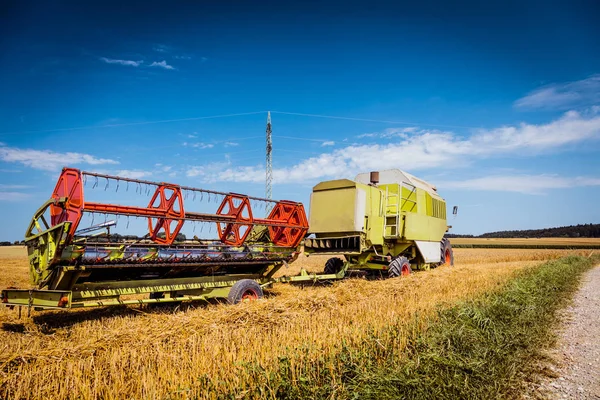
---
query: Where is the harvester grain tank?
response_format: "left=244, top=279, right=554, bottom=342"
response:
left=303, top=169, right=453, bottom=277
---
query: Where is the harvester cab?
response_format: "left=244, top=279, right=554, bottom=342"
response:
left=303, top=169, right=454, bottom=277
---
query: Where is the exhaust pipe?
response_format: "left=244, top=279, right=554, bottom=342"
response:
left=370, top=171, right=379, bottom=186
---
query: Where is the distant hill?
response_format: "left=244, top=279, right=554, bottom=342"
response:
left=447, top=223, right=600, bottom=239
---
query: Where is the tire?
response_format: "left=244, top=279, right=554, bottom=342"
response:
left=324, top=257, right=344, bottom=274
left=388, top=256, right=412, bottom=278
left=227, top=279, right=263, bottom=305
left=440, top=238, right=454, bottom=266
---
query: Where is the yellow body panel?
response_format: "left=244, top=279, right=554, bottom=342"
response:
left=403, top=212, right=446, bottom=241
left=309, top=184, right=358, bottom=234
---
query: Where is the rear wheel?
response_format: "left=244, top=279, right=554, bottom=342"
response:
left=228, top=279, right=263, bottom=304
left=440, top=238, right=454, bottom=266
left=324, top=257, right=344, bottom=274
left=388, top=256, right=411, bottom=278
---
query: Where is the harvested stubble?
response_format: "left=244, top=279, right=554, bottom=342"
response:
left=450, top=237, right=600, bottom=249
left=0, top=247, right=590, bottom=399
left=450, top=237, right=600, bottom=246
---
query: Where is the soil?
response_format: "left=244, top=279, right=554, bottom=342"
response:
left=532, top=265, right=600, bottom=399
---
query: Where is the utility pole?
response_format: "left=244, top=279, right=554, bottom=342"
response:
left=265, top=111, right=273, bottom=214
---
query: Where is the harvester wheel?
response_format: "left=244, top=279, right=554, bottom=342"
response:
left=324, top=257, right=344, bottom=274
left=440, top=238, right=454, bottom=266
left=388, top=256, right=411, bottom=278
left=228, top=279, right=263, bottom=305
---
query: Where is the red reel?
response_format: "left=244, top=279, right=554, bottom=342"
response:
left=267, top=201, right=308, bottom=247
left=146, top=185, right=185, bottom=245
left=216, top=194, right=254, bottom=246
left=50, top=168, right=84, bottom=236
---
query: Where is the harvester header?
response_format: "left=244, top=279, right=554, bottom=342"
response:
left=4, top=167, right=311, bottom=310
left=47, top=167, right=308, bottom=247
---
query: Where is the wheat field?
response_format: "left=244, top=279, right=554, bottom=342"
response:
left=450, top=237, right=600, bottom=247
left=0, top=246, right=591, bottom=399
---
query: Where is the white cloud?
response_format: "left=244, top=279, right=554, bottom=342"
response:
left=153, top=44, right=169, bottom=53
left=439, top=175, right=600, bottom=195
left=100, top=57, right=143, bottom=67
left=175, top=55, right=192, bottom=60
left=149, top=60, right=175, bottom=70
left=224, top=142, right=239, bottom=147
left=184, top=142, right=214, bottom=149
left=321, top=141, right=335, bottom=146
left=115, top=170, right=152, bottom=179
left=471, top=110, right=600, bottom=151
left=186, top=161, right=231, bottom=178
left=515, top=74, right=600, bottom=110
left=0, top=192, right=31, bottom=201
left=358, top=127, right=417, bottom=139
left=0, top=144, right=119, bottom=171
left=200, top=110, right=600, bottom=184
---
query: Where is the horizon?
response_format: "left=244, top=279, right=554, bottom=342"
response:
left=1, top=0, right=599, bottom=241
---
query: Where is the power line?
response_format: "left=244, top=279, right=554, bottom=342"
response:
left=183, top=149, right=263, bottom=157
left=0, top=111, right=267, bottom=135
left=0, top=109, right=482, bottom=137
left=270, top=110, right=479, bottom=130
left=277, top=149, right=323, bottom=155
left=210, top=135, right=265, bottom=144
left=107, top=136, right=267, bottom=153
left=273, top=135, right=330, bottom=142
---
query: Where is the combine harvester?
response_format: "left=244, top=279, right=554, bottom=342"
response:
left=304, top=170, right=453, bottom=277
left=1, top=168, right=453, bottom=312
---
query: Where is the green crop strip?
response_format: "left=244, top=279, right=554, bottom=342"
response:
left=219, top=255, right=597, bottom=399
left=350, top=255, right=598, bottom=399
left=346, top=255, right=598, bottom=399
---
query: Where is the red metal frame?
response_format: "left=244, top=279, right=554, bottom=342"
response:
left=50, top=168, right=84, bottom=237
left=48, top=167, right=309, bottom=247
left=266, top=201, right=309, bottom=247
left=147, top=184, right=185, bottom=244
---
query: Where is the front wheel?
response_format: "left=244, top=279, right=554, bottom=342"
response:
left=324, top=257, right=344, bottom=274
left=228, top=279, right=263, bottom=304
left=388, top=256, right=412, bottom=278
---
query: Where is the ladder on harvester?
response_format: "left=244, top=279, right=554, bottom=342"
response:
left=384, top=186, right=401, bottom=238
left=383, top=183, right=417, bottom=238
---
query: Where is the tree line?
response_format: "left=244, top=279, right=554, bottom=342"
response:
left=447, top=223, right=600, bottom=238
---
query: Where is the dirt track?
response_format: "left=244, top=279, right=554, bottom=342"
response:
left=537, top=265, right=600, bottom=399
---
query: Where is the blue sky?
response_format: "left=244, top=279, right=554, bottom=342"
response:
left=0, top=0, right=599, bottom=240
